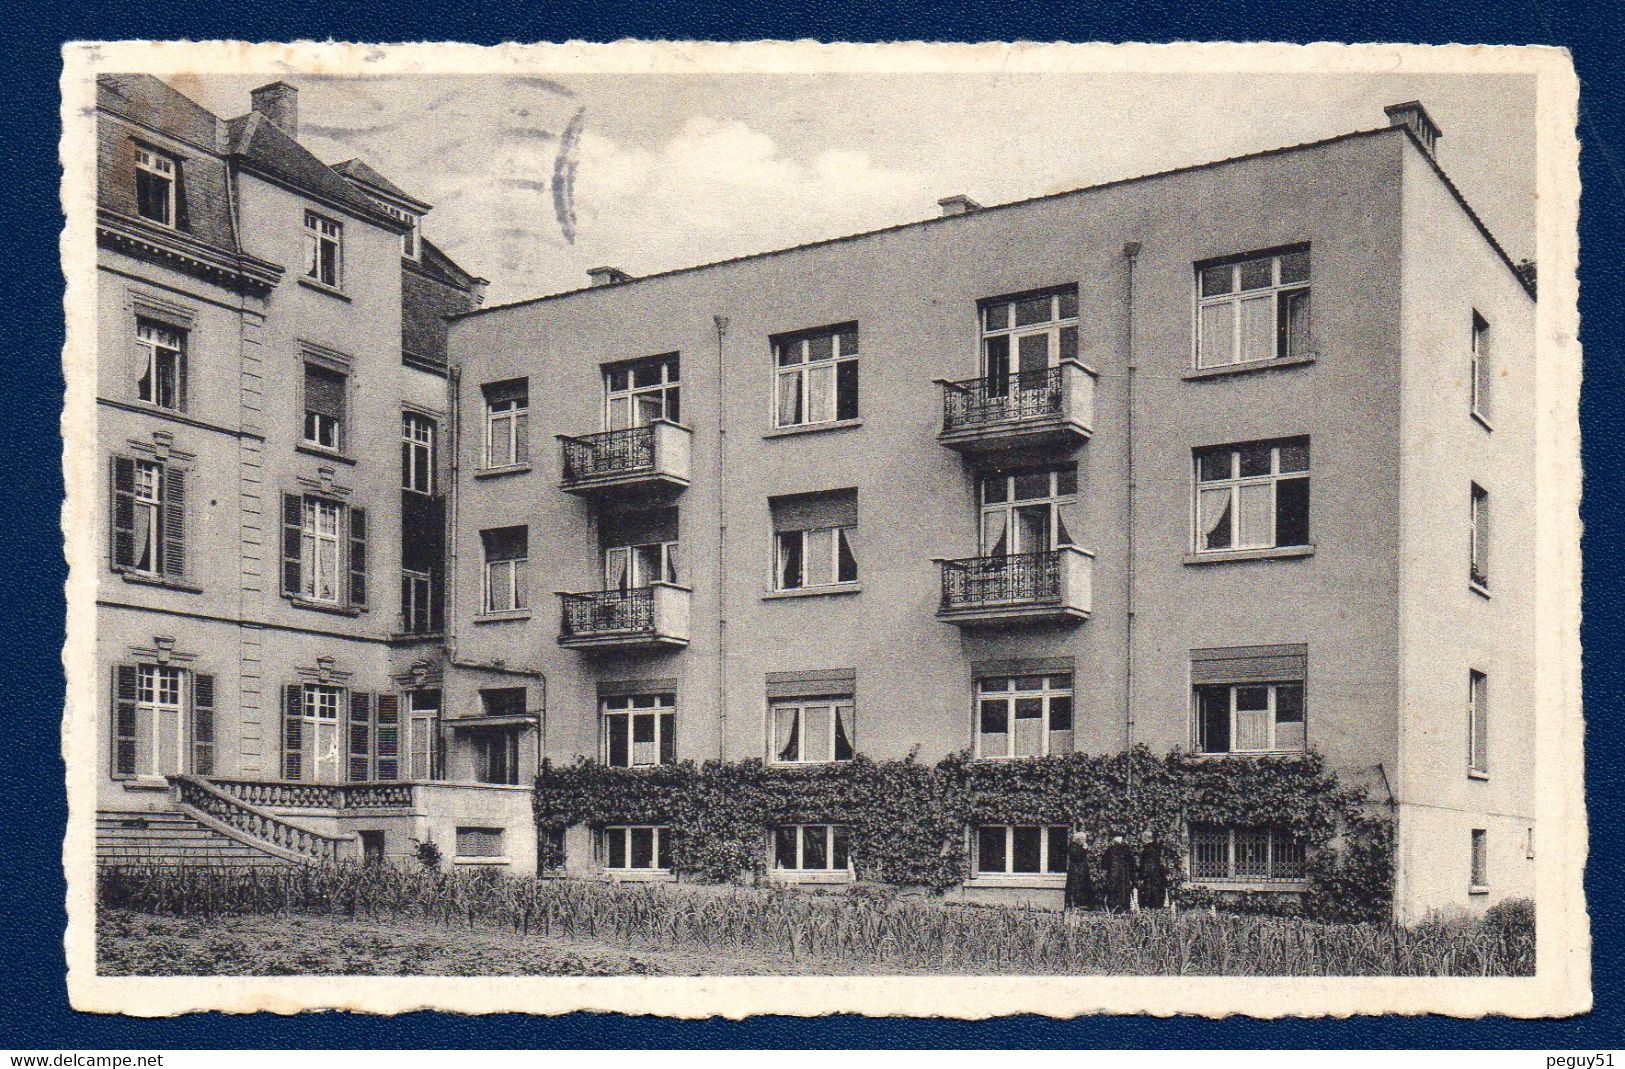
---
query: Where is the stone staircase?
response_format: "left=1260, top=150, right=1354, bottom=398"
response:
left=96, top=809, right=294, bottom=869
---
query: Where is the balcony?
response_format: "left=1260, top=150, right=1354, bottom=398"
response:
left=936, top=361, right=1096, bottom=456
left=935, top=546, right=1094, bottom=626
left=558, top=421, right=691, bottom=497
left=558, top=582, right=691, bottom=650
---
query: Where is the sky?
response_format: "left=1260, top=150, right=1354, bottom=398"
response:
left=173, top=70, right=1536, bottom=306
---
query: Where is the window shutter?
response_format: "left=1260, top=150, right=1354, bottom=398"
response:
left=282, top=683, right=304, bottom=781
left=110, top=456, right=137, bottom=568
left=112, top=665, right=139, bottom=777
left=162, top=467, right=186, bottom=578
left=191, top=672, right=215, bottom=776
left=1190, top=644, right=1308, bottom=685
left=348, top=691, right=372, bottom=782
left=375, top=694, right=400, bottom=781
left=770, top=489, right=858, bottom=533
left=281, top=493, right=303, bottom=596
left=348, top=506, right=367, bottom=609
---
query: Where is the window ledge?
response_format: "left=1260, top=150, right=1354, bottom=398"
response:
left=1468, top=769, right=1490, bottom=781
left=295, top=443, right=357, bottom=465
left=762, top=418, right=864, bottom=440
left=473, top=463, right=532, bottom=480
left=1184, top=544, right=1315, bottom=566
left=115, top=569, right=203, bottom=594
left=1187, top=880, right=1309, bottom=893
left=964, top=874, right=1066, bottom=890
left=286, top=596, right=362, bottom=617
left=762, top=583, right=861, bottom=601
left=297, top=277, right=351, bottom=302
left=1182, top=356, right=1317, bottom=382
left=1472, top=410, right=1495, bottom=433
left=452, top=856, right=512, bottom=866
left=473, top=609, right=532, bottom=624
left=1470, top=581, right=1492, bottom=600
left=768, top=870, right=854, bottom=886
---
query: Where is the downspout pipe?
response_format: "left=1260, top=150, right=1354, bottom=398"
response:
left=1122, top=241, right=1142, bottom=792
left=713, top=315, right=730, bottom=762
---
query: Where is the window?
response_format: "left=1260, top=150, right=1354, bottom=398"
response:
left=456, top=827, right=505, bottom=858
left=134, top=145, right=176, bottom=226
left=977, top=674, right=1073, bottom=759
left=1471, top=483, right=1490, bottom=589
left=111, top=664, right=211, bottom=778
left=774, top=324, right=859, bottom=427
left=1193, top=439, right=1310, bottom=553
left=773, top=825, right=851, bottom=872
left=111, top=456, right=187, bottom=580
left=482, top=379, right=529, bottom=467
left=980, top=287, right=1079, bottom=387
left=771, top=698, right=855, bottom=763
left=973, top=825, right=1069, bottom=877
left=1470, top=829, right=1489, bottom=891
left=136, top=319, right=185, bottom=410
left=1469, top=670, right=1489, bottom=776
left=771, top=489, right=858, bottom=590
left=1471, top=311, right=1492, bottom=423
left=481, top=687, right=527, bottom=718
left=1190, top=645, right=1308, bottom=754
left=481, top=526, right=528, bottom=612
left=401, top=412, right=436, bottom=494
left=302, top=364, right=346, bottom=451
left=601, top=694, right=675, bottom=767
left=980, top=467, right=1077, bottom=556
left=604, top=354, right=680, bottom=430
left=303, top=210, right=343, bottom=289
left=1188, top=824, right=1307, bottom=882
left=1195, top=246, right=1311, bottom=369
left=1194, top=683, right=1306, bottom=754
left=407, top=690, right=440, bottom=782
left=477, top=731, right=521, bottom=785
left=600, top=826, right=672, bottom=871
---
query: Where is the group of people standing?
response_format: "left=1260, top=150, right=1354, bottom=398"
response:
left=1063, top=829, right=1169, bottom=913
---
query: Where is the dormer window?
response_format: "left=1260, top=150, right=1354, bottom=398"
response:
left=134, top=145, right=176, bottom=227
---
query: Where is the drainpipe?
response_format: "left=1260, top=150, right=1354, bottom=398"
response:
left=713, top=315, right=730, bottom=761
left=1122, top=241, right=1142, bottom=791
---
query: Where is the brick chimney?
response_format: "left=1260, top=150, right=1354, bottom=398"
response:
left=587, top=266, right=633, bottom=287
left=937, top=194, right=983, bottom=218
left=250, top=82, right=299, bottom=140
left=1384, top=100, right=1442, bottom=160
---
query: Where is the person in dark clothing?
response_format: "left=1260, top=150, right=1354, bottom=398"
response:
left=1063, top=829, right=1094, bottom=910
left=1136, top=832, right=1169, bottom=910
left=1103, top=833, right=1136, bottom=913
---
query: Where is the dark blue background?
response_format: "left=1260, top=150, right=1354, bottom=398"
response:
left=5, top=1, right=1619, bottom=1048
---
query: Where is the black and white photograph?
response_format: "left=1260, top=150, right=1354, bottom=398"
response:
left=59, top=40, right=1585, bottom=1018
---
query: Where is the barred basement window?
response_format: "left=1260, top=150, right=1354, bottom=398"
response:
left=602, top=694, right=675, bottom=768
left=976, top=674, right=1073, bottom=758
left=303, top=210, right=343, bottom=289
left=136, top=319, right=186, bottom=410
left=600, top=826, right=672, bottom=871
left=1195, top=246, right=1311, bottom=369
left=773, top=825, right=851, bottom=872
left=134, top=145, right=176, bottom=227
left=1187, top=824, right=1307, bottom=882
left=774, top=324, right=858, bottom=427
left=456, top=827, right=505, bottom=858
left=1194, top=438, right=1309, bottom=553
left=973, top=825, right=1069, bottom=876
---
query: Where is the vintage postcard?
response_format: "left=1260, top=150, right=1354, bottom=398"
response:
left=60, top=39, right=1586, bottom=1018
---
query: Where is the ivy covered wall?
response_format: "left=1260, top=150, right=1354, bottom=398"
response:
left=533, top=748, right=1394, bottom=922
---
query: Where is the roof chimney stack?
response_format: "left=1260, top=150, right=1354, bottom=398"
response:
left=250, top=81, right=299, bottom=140
left=587, top=266, right=633, bottom=288
left=1384, top=100, right=1442, bottom=160
left=937, top=194, right=983, bottom=218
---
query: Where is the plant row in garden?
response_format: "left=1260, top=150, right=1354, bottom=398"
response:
left=533, top=747, right=1396, bottom=922
left=96, top=864, right=1532, bottom=977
